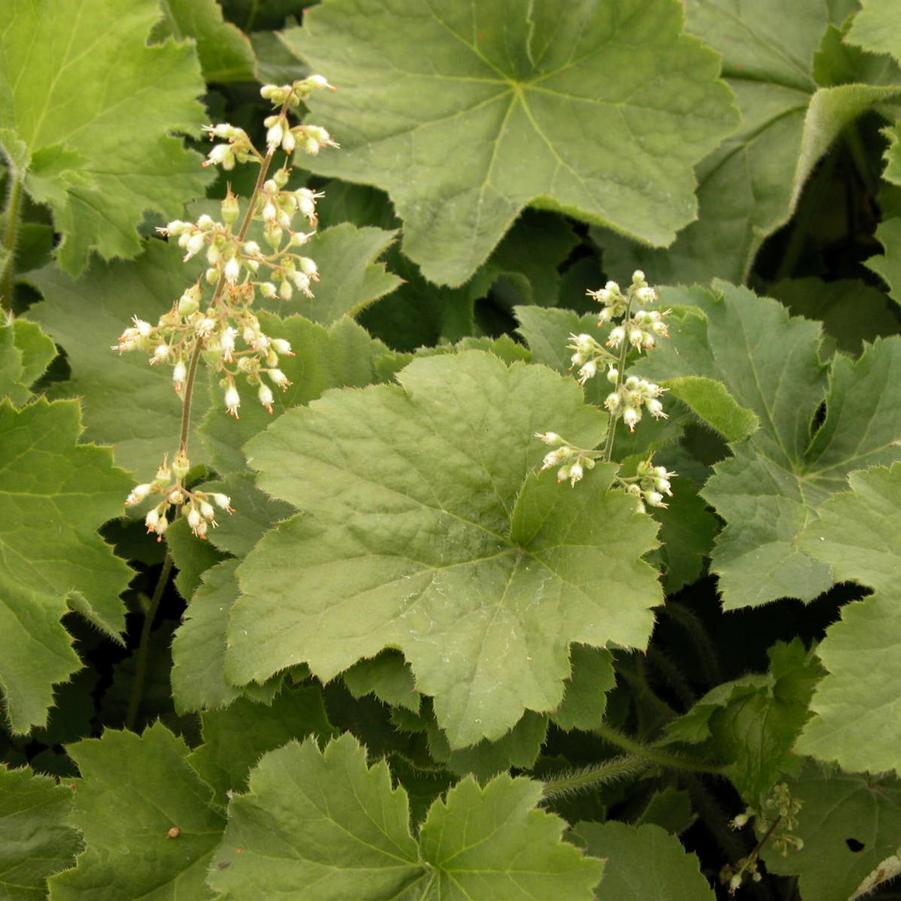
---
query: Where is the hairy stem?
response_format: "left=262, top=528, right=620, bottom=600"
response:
left=595, top=722, right=727, bottom=775
left=541, top=754, right=651, bottom=800
left=125, top=553, right=174, bottom=730
left=1, top=175, right=24, bottom=315
left=602, top=295, right=633, bottom=462
left=663, top=602, right=722, bottom=687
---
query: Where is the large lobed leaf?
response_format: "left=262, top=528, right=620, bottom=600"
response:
left=231, top=351, right=662, bottom=748
left=0, top=0, right=212, bottom=275
left=796, top=464, right=901, bottom=777
left=210, top=733, right=603, bottom=899
left=281, top=0, right=738, bottom=286
left=638, top=282, right=901, bottom=608
left=0, top=399, right=132, bottom=733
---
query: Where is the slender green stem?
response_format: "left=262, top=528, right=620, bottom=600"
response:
left=1, top=175, right=24, bottom=315
left=622, top=655, right=677, bottom=733
left=602, top=295, right=633, bottom=462
left=664, top=603, right=721, bottom=687
left=595, top=723, right=727, bottom=775
left=125, top=553, right=174, bottom=730
left=541, top=755, right=651, bottom=800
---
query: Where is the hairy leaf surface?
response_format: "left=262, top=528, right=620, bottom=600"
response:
left=209, top=734, right=603, bottom=899
left=797, top=464, right=901, bottom=776
left=281, top=0, right=738, bottom=285
left=0, top=0, right=212, bottom=274
left=0, top=400, right=132, bottom=733
left=232, top=351, right=661, bottom=747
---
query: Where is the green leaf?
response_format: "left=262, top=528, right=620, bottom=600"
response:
left=167, top=516, right=227, bottom=600
left=602, top=0, right=900, bottom=284
left=209, top=733, right=603, bottom=899
left=665, top=377, right=759, bottom=443
left=344, top=651, right=421, bottom=714
left=0, top=319, right=56, bottom=405
left=0, top=0, right=212, bottom=275
left=640, top=282, right=901, bottom=608
left=865, top=217, right=901, bottom=306
left=153, top=0, right=257, bottom=83
left=30, top=242, right=211, bottom=478
left=50, top=724, right=225, bottom=900
left=289, top=224, right=402, bottom=324
left=762, top=762, right=901, bottom=901
left=281, top=0, right=738, bottom=286
left=574, top=821, right=714, bottom=900
left=0, top=766, right=81, bottom=899
left=188, top=687, right=335, bottom=807
left=770, top=277, right=901, bottom=354
left=232, top=351, right=661, bottom=748
left=200, top=313, right=396, bottom=475
left=846, top=0, right=901, bottom=63
left=171, top=559, right=243, bottom=712
left=0, top=399, right=133, bottom=733
left=664, top=640, right=822, bottom=800
left=550, top=645, right=615, bottom=732
left=797, top=464, right=901, bottom=776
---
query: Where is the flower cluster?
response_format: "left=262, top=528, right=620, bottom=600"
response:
left=535, top=272, right=678, bottom=509
left=113, top=74, right=337, bottom=539
left=723, top=783, right=803, bottom=893
left=125, top=454, right=233, bottom=541
left=535, top=432, right=597, bottom=486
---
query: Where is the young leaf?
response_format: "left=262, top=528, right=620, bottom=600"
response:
left=574, top=821, right=714, bottom=900
left=797, top=463, right=901, bottom=777
left=280, top=0, right=738, bottom=286
left=0, top=0, right=212, bottom=275
left=663, top=640, right=822, bottom=801
left=0, top=399, right=132, bottom=733
left=640, top=282, right=901, bottom=608
left=50, top=724, right=225, bottom=900
left=230, top=351, right=661, bottom=748
left=603, top=0, right=900, bottom=284
left=762, top=762, right=901, bottom=901
left=30, top=242, right=211, bottom=477
left=0, top=766, right=81, bottom=899
left=209, top=734, right=603, bottom=899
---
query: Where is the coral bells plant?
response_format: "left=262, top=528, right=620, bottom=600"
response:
left=114, top=75, right=338, bottom=540
left=537, top=270, right=676, bottom=511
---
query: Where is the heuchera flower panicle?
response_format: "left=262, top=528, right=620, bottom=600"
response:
left=535, top=271, right=677, bottom=513
left=114, top=75, right=337, bottom=539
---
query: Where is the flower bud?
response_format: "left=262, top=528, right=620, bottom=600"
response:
left=299, top=257, right=318, bottom=277
left=273, top=168, right=290, bottom=189
left=606, top=366, right=619, bottom=384
left=221, top=190, right=240, bottom=225
left=268, top=368, right=289, bottom=388
left=178, top=285, right=201, bottom=316
left=535, top=432, right=562, bottom=446
left=172, top=451, right=191, bottom=481
left=623, top=406, right=641, bottom=430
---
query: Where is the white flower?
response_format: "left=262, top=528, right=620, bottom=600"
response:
left=259, top=281, right=278, bottom=299
left=268, top=368, right=290, bottom=388
left=266, top=120, right=284, bottom=149
left=647, top=398, right=666, bottom=419
left=225, top=383, right=241, bottom=417
left=212, top=493, right=232, bottom=511
left=185, top=232, right=205, bottom=259
left=200, top=500, right=216, bottom=521
left=220, top=327, right=237, bottom=360
left=125, top=484, right=153, bottom=507
left=282, top=129, right=297, bottom=153
left=299, top=257, right=318, bottom=277
left=258, top=383, right=274, bottom=411
left=272, top=338, right=293, bottom=355
left=636, top=286, right=657, bottom=303
left=542, top=446, right=572, bottom=470
left=568, top=462, right=584, bottom=486
left=224, top=257, right=241, bottom=283
left=187, top=507, right=202, bottom=531
left=607, top=326, right=625, bottom=348
left=578, top=360, right=597, bottom=384
left=623, top=406, right=641, bottom=430
left=604, top=392, right=621, bottom=413
left=152, top=343, right=170, bottom=363
left=172, top=360, right=187, bottom=388
left=631, top=269, right=646, bottom=284
left=644, top=489, right=667, bottom=508
left=535, top=431, right=562, bottom=446
left=307, top=74, right=334, bottom=90
left=606, top=366, right=619, bottom=384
